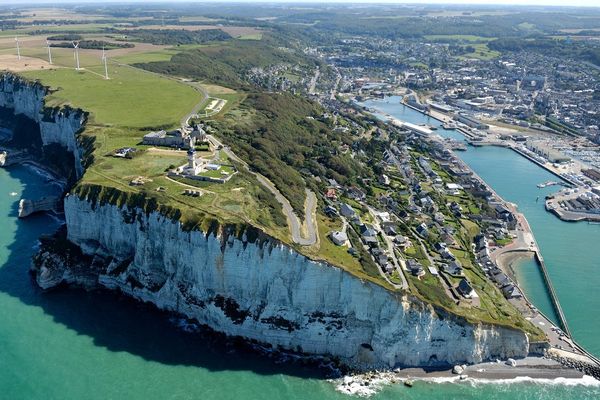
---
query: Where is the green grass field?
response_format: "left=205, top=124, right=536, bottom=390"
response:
left=16, top=52, right=292, bottom=243
left=21, top=65, right=200, bottom=128
left=238, top=33, right=263, bottom=41
left=111, top=50, right=178, bottom=65
left=110, top=44, right=213, bottom=65
left=300, top=215, right=393, bottom=290
left=0, top=23, right=113, bottom=37
left=458, top=43, right=501, bottom=60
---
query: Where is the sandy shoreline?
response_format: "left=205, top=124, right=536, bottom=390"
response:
left=495, top=250, right=534, bottom=282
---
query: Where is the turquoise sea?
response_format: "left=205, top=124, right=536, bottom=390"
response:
left=1, top=114, right=599, bottom=398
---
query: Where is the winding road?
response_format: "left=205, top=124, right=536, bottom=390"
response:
left=207, top=134, right=318, bottom=246
left=108, top=60, right=318, bottom=245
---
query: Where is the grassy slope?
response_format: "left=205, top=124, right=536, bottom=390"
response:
left=134, top=38, right=314, bottom=90
left=459, top=43, right=501, bottom=61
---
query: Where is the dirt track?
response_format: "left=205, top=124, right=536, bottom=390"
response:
left=0, top=54, right=54, bottom=72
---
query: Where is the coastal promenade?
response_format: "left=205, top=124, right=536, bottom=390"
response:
left=441, top=129, right=600, bottom=368
left=420, top=110, right=576, bottom=340
left=389, top=106, right=576, bottom=343
left=414, top=105, right=584, bottom=340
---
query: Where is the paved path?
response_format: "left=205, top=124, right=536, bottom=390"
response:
left=207, top=134, right=318, bottom=246
left=180, top=81, right=209, bottom=126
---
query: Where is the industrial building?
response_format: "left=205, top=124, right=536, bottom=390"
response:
left=455, top=113, right=489, bottom=130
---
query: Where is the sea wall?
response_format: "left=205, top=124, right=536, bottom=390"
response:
left=0, top=73, right=87, bottom=178
left=33, top=194, right=530, bottom=370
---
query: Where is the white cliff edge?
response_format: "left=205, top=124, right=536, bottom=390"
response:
left=34, top=194, right=529, bottom=370
left=0, top=73, right=87, bottom=178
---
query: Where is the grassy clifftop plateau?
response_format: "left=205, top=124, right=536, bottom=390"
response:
left=18, top=60, right=292, bottom=244
left=21, top=65, right=198, bottom=129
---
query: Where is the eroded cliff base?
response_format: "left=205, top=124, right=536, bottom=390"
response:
left=32, top=227, right=351, bottom=376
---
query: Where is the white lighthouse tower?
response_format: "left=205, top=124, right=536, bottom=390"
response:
left=187, top=148, right=197, bottom=171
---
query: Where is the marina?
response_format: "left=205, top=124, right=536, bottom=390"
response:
left=2, top=162, right=595, bottom=400
left=0, top=97, right=597, bottom=400
left=2, top=2, right=600, bottom=399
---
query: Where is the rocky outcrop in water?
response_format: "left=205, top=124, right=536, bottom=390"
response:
left=32, top=194, right=530, bottom=370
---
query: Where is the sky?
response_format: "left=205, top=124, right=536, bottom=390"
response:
left=4, top=0, right=600, bottom=7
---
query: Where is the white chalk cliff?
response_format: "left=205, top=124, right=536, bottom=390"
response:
left=0, top=73, right=86, bottom=177
left=35, top=195, right=529, bottom=369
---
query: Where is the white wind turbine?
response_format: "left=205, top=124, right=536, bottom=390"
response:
left=46, top=40, right=53, bottom=65
left=101, top=46, right=109, bottom=80
left=72, top=41, right=80, bottom=70
left=15, top=36, right=21, bottom=60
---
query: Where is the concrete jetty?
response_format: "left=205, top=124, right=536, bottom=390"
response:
left=18, top=197, right=60, bottom=218
left=533, top=250, right=572, bottom=337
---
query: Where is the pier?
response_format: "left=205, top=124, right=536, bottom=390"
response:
left=527, top=227, right=572, bottom=337
left=510, top=146, right=578, bottom=187
left=366, top=96, right=600, bottom=368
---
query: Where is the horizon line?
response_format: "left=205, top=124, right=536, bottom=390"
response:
left=2, top=1, right=600, bottom=9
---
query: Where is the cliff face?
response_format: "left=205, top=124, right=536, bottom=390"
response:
left=34, top=194, right=529, bottom=369
left=0, top=73, right=87, bottom=178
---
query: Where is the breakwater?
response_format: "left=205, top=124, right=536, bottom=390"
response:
left=533, top=250, right=570, bottom=336
left=0, top=98, right=598, bottom=400
left=364, top=98, right=573, bottom=339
